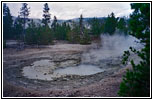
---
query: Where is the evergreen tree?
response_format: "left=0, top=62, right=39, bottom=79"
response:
left=13, top=16, right=23, bottom=39
left=37, top=25, right=52, bottom=45
left=79, top=14, right=84, bottom=37
left=19, top=3, right=30, bottom=41
left=51, top=16, right=57, bottom=39
left=79, top=14, right=91, bottom=44
left=51, top=16, right=57, bottom=31
left=90, top=17, right=102, bottom=36
left=53, top=22, right=70, bottom=40
left=104, top=12, right=117, bottom=35
left=3, top=3, right=13, bottom=39
left=118, top=3, right=150, bottom=97
left=25, top=20, right=38, bottom=44
left=67, top=22, right=80, bottom=43
left=42, top=3, right=51, bottom=26
left=117, top=17, right=128, bottom=34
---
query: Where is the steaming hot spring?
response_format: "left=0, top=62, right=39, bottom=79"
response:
left=3, top=34, right=142, bottom=90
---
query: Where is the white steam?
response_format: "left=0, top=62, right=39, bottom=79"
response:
left=82, top=34, right=142, bottom=63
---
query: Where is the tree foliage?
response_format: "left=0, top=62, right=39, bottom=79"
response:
left=51, top=16, right=57, bottom=32
left=117, top=17, right=128, bottom=34
left=104, top=12, right=118, bottom=35
left=79, top=14, right=91, bottom=44
left=19, top=3, right=30, bottom=36
left=67, top=22, right=80, bottom=43
left=25, top=20, right=53, bottom=45
left=118, top=3, right=150, bottom=97
left=90, top=17, right=103, bottom=36
left=13, top=16, right=24, bottom=39
left=54, top=22, right=70, bottom=40
left=37, top=26, right=53, bottom=45
left=42, top=3, right=51, bottom=26
left=3, top=3, right=13, bottom=39
left=79, top=14, right=84, bottom=37
left=25, top=20, right=38, bottom=44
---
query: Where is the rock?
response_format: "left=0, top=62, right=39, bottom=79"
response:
left=61, top=78, right=68, bottom=81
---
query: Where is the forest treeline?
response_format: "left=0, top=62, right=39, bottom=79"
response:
left=3, top=3, right=128, bottom=45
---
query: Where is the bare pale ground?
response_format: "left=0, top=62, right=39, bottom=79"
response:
left=3, top=41, right=133, bottom=97
left=3, top=65, right=131, bottom=97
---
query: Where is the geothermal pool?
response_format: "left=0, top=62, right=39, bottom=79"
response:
left=22, top=34, right=141, bottom=81
left=22, top=59, right=104, bottom=81
left=54, top=64, right=104, bottom=76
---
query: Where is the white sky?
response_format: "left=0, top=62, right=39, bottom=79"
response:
left=6, top=2, right=133, bottom=20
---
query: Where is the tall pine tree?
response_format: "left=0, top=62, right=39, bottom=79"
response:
left=3, top=3, right=13, bottom=39
left=90, top=17, right=102, bottom=36
left=79, top=14, right=91, bottom=44
left=51, top=16, right=57, bottom=31
left=79, top=14, right=84, bottom=37
left=42, top=3, right=51, bottom=26
left=19, top=3, right=30, bottom=41
left=104, top=12, right=118, bottom=35
left=13, top=15, right=23, bottom=39
left=117, top=17, right=127, bottom=34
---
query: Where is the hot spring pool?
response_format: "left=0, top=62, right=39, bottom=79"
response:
left=54, top=64, right=104, bottom=76
left=22, top=60, right=104, bottom=81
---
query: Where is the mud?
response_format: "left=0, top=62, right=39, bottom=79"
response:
left=3, top=41, right=141, bottom=97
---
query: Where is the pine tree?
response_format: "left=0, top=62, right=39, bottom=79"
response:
left=25, top=20, right=38, bottom=44
left=104, top=12, right=118, bottom=35
left=90, top=17, right=102, bottom=36
left=118, top=3, right=150, bottom=97
left=79, top=14, right=84, bottom=37
left=79, top=14, right=91, bottom=44
left=3, top=3, right=13, bottom=39
left=13, top=15, right=23, bottom=39
left=42, top=3, right=51, bottom=26
left=117, top=17, right=127, bottom=34
left=40, top=3, right=52, bottom=44
left=51, top=16, right=57, bottom=32
left=19, top=3, right=30, bottom=41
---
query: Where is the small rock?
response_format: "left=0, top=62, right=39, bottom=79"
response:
left=61, top=78, right=68, bottom=81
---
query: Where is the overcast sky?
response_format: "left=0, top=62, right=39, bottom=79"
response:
left=6, top=2, right=133, bottom=20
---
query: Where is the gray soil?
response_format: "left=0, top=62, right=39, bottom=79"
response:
left=3, top=41, right=137, bottom=97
